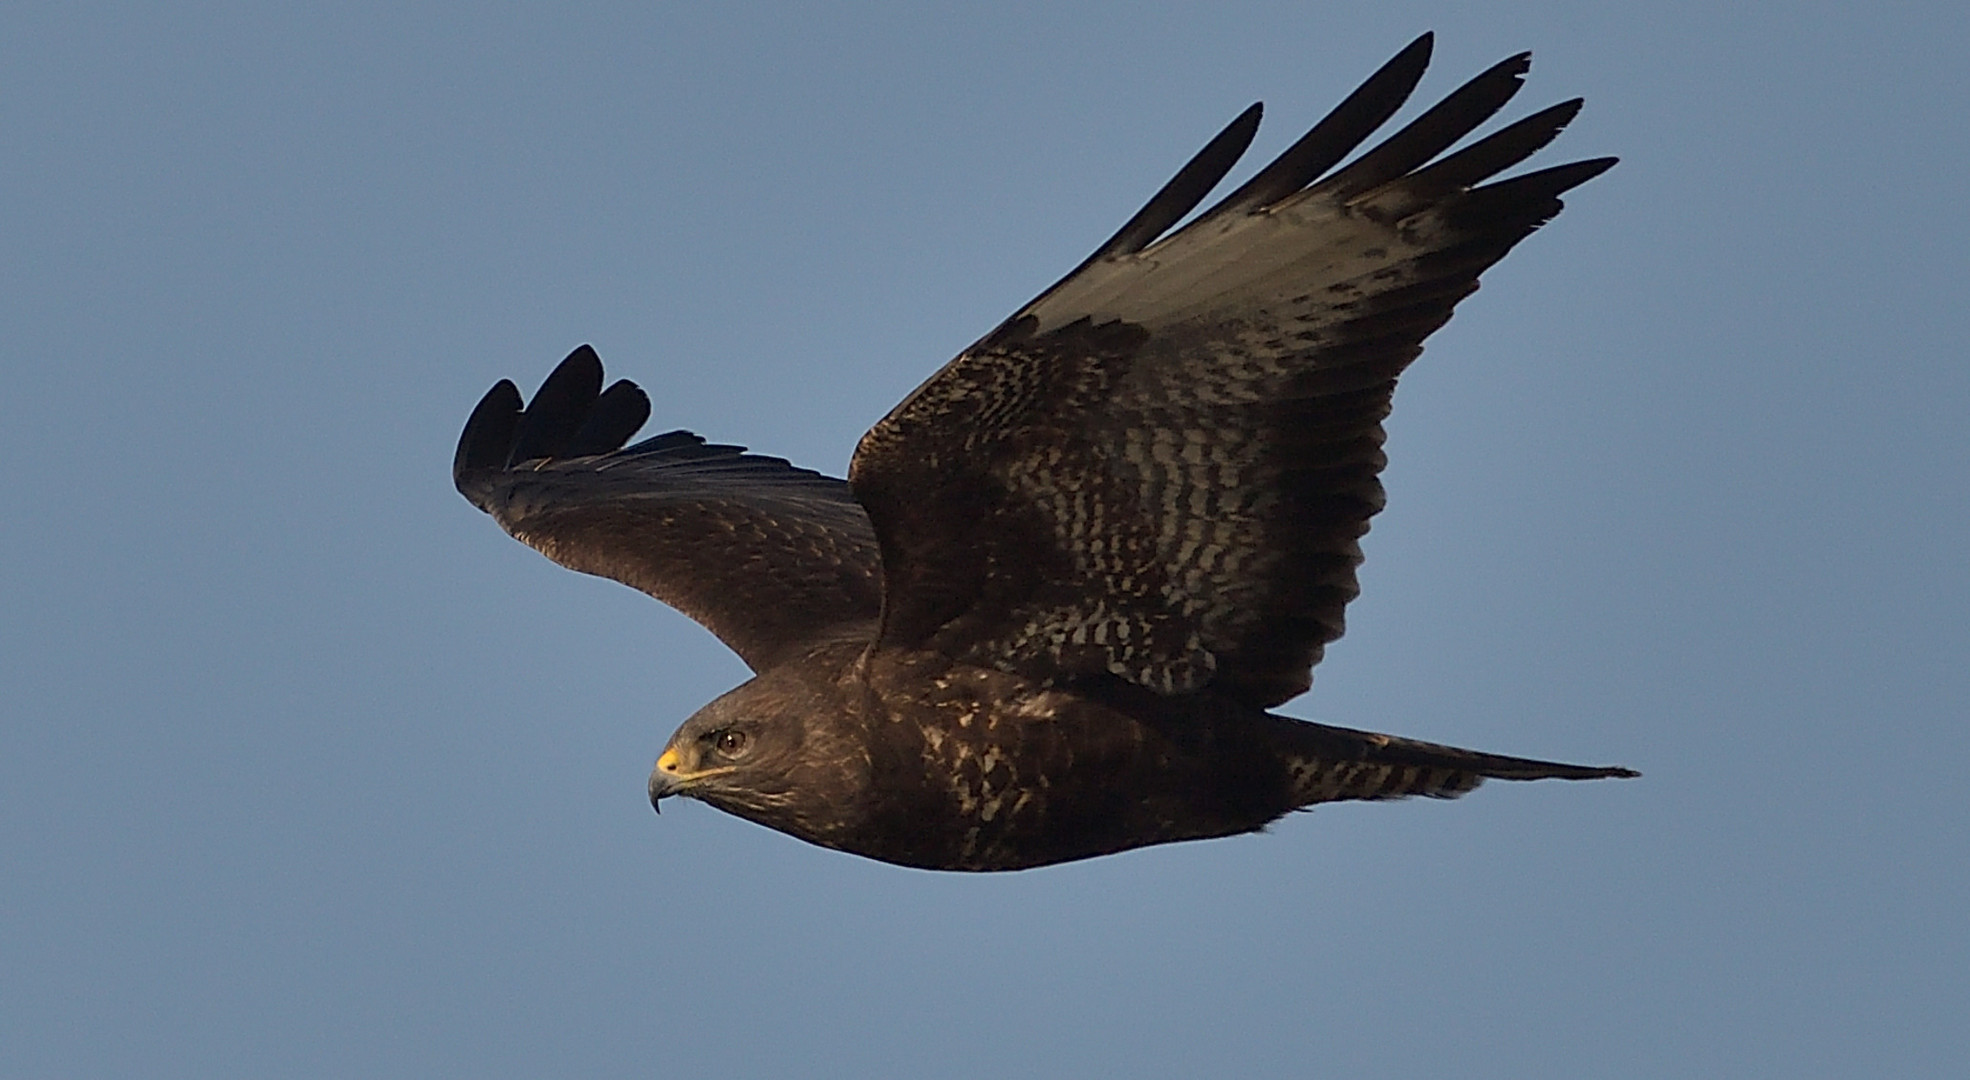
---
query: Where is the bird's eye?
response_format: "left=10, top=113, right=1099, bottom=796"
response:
left=712, top=729, right=750, bottom=757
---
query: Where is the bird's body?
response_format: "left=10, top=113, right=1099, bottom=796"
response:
left=663, top=644, right=1626, bottom=871
left=455, top=34, right=1636, bottom=872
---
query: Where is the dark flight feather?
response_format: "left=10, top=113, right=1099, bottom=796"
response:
left=1309, top=51, right=1531, bottom=201
left=455, top=39, right=1633, bottom=872
left=852, top=45, right=1616, bottom=708
left=1204, top=32, right=1435, bottom=219
left=455, top=347, right=882, bottom=672
left=1081, top=103, right=1263, bottom=265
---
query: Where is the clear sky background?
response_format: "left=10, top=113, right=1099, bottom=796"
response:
left=3, top=3, right=1964, bottom=1077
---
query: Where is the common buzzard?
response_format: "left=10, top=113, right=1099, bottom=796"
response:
left=454, top=34, right=1635, bottom=871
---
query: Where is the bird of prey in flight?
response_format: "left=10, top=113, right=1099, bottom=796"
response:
left=454, top=34, right=1635, bottom=871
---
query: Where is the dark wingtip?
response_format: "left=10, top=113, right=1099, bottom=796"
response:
left=1199, top=32, right=1439, bottom=220
left=544, top=344, right=605, bottom=399
left=1398, top=98, right=1587, bottom=196
left=507, top=344, right=606, bottom=466
left=1441, top=155, right=1618, bottom=234
left=1373, top=32, right=1437, bottom=103
left=1083, top=101, right=1264, bottom=262
left=454, top=344, right=646, bottom=504
left=1523, top=155, right=1620, bottom=194
left=454, top=378, right=523, bottom=499
left=1401, top=31, right=1435, bottom=66
left=561, top=343, right=602, bottom=373
left=1582, top=154, right=1619, bottom=175
left=565, top=378, right=652, bottom=457
left=1314, top=47, right=1540, bottom=203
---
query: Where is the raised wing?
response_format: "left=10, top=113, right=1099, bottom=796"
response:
left=850, top=34, right=1613, bottom=707
left=456, top=346, right=883, bottom=672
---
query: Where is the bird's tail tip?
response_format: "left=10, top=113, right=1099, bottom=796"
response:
left=1274, top=717, right=1637, bottom=805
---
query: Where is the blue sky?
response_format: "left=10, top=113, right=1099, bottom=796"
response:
left=3, top=3, right=1965, bottom=1077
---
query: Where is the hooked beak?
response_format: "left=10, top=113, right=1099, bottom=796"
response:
left=647, top=746, right=741, bottom=813
left=648, top=747, right=684, bottom=813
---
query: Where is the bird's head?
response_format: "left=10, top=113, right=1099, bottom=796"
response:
left=647, top=666, right=851, bottom=833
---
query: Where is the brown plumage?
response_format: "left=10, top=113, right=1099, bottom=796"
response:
left=454, top=34, right=1635, bottom=872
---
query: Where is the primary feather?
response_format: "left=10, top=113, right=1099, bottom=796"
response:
left=851, top=33, right=1612, bottom=706
left=454, top=35, right=1634, bottom=871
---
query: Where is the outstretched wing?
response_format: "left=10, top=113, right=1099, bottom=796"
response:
left=456, top=346, right=883, bottom=672
left=850, top=34, right=1614, bottom=707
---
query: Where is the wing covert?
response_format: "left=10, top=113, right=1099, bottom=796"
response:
left=850, top=35, right=1613, bottom=707
left=457, top=346, right=883, bottom=672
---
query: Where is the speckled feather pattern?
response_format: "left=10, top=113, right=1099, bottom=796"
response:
left=852, top=228, right=1486, bottom=707
left=459, top=391, right=884, bottom=673
left=457, top=38, right=1634, bottom=871
left=847, top=47, right=1606, bottom=713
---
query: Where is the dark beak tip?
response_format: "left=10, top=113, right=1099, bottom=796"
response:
left=648, top=770, right=680, bottom=813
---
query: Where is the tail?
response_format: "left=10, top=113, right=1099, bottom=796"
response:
left=1268, top=717, right=1639, bottom=806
